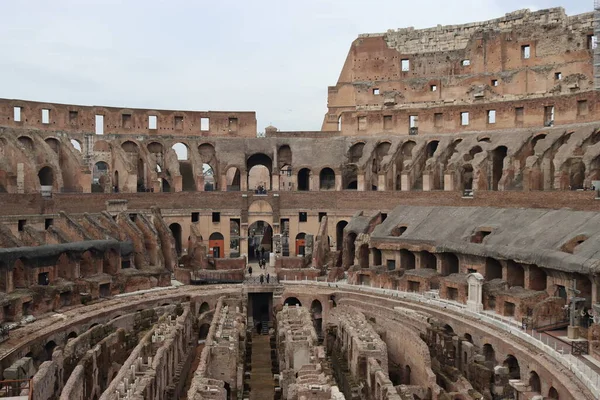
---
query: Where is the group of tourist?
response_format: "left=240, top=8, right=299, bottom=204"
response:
left=255, top=184, right=267, bottom=194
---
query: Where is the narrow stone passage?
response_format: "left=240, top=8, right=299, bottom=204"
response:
left=249, top=334, right=274, bottom=400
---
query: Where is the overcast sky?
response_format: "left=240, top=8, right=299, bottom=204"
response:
left=0, top=0, right=592, bottom=132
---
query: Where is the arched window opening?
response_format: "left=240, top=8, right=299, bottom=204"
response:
left=420, top=251, right=436, bottom=269
left=172, top=142, right=189, bottom=161
left=92, top=162, right=109, bottom=193
left=336, top=221, right=348, bottom=251
left=401, top=141, right=416, bottom=158
left=548, top=387, right=559, bottom=399
left=209, top=232, right=225, bottom=258
left=503, top=355, right=520, bottom=380
left=203, top=163, right=215, bottom=191
left=319, top=168, right=335, bottom=190
left=426, top=141, right=439, bottom=159
left=298, top=168, right=310, bottom=191
left=400, top=249, right=415, bottom=270
left=348, top=143, right=365, bottom=163
left=284, top=297, right=302, bottom=307
left=199, top=302, right=210, bottom=314
left=248, top=221, right=273, bottom=261
left=485, top=258, right=502, bottom=281
left=45, top=138, right=60, bottom=153
left=441, top=253, right=459, bottom=276
left=371, top=248, right=382, bottom=266
left=529, top=371, right=541, bottom=393
left=38, top=166, right=53, bottom=186
left=247, top=153, right=272, bottom=192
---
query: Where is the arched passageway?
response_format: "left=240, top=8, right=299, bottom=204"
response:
left=209, top=232, right=224, bottom=258
left=336, top=221, right=348, bottom=251
left=199, top=324, right=210, bottom=340
left=284, top=297, right=302, bottom=307
left=169, top=223, right=182, bottom=256
left=310, top=299, right=323, bottom=336
left=295, top=233, right=306, bottom=256
left=226, top=167, right=241, bottom=191
left=503, top=355, right=520, bottom=379
left=491, top=146, right=507, bottom=190
left=38, top=166, right=54, bottom=187
left=248, top=220, right=273, bottom=261
left=247, top=153, right=272, bottom=191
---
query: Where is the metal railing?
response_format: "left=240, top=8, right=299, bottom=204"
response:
left=0, top=379, right=32, bottom=399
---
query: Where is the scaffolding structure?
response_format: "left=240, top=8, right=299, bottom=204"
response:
left=595, top=0, right=600, bottom=89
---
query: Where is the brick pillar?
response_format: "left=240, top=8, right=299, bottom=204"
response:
left=357, top=173, right=365, bottom=191
left=220, top=173, right=227, bottom=191
left=241, top=171, right=248, bottom=191
left=422, top=173, right=432, bottom=191
left=444, top=174, right=454, bottom=191
left=272, top=172, right=280, bottom=191
left=401, top=173, right=410, bottom=192
left=335, top=173, right=342, bottom=191
left=309, top=171, right=316, bottom=191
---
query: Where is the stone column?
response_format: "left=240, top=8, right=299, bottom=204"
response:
left=220, top=173, right=228, bottom=191
left=309, top=171, right=315, bottom=191
left=240, top=223, right=249, bottom=260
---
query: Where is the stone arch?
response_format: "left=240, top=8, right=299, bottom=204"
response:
left=483, top=344, right=495, bottom=365
left=202, top=163, right=215, bottom=191
left=66, top=331, right=78, bottom=342
left=425, top=140, right=439, bottom=159
left=18, top=136, right=34, bottom=152
left=277, top=144, right=292, bottom=168
left=548, top=387, right=559, bottom=399
left=226, top=166, right=241, bottom=191
left=400, top=249, right=415, bottom=270
left=209, top=232, right=225, bottom=258
left=249, top=199, right=273, bottom=214
left=92, top=161, right=109, bottom=193
left=441, top=253, right=459, bottom=276
left=506, top=260, right=525, bottom=287
left=401, top=141, right=416, bottom=158
left=319, top=167, right=335, bottom=190
left=503, top=355, right=520, bottom=379
left=348, top=142, right=365, bottom=163
left=44, top=137, right=60, bottom=153
left=336, top=220, right=348, bottom=251
left=199, top=302, right=210, bottom=314
left=169, top=223, right=183, bottom=256
left=528, top=371, right=541, bottom=393
left=284, top=297, right=302, bottom=306
left=38, top=166, right=54, bottom=186
left=121, top=140, right=139, bottom=153
left=464, top=145, right=483, bottom=162
left=44, top=340, right=57, bottom=361
left=528, top=265, right=547, bottom=291
left=490, top=146, right=508, bottom=190
left=404, top=365, right=411, bottom=384
left=420, top=251, right=436, bottom=269
left=295, top=232, right=306, bottom=256
left=198, top=143, right=216, bottom=162
left=531, top=133, right=547, bottom=152
left=485, top=258, right=502, bottom=280
left=247, top=153, right=272, bottom=191
left=172, top=142, right=189, bottom=161
left=248, top=220, right=273, bottom=260
left=147, top=141, right=163, bottom=153
left=568, top=159, right=586, bottom=189
left=298, top=168, right=311, bottom=191
left=375, top=141, right=391, bottom=158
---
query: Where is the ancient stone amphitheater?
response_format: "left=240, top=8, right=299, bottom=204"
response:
left=0, top=6, right=599, bottom=400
